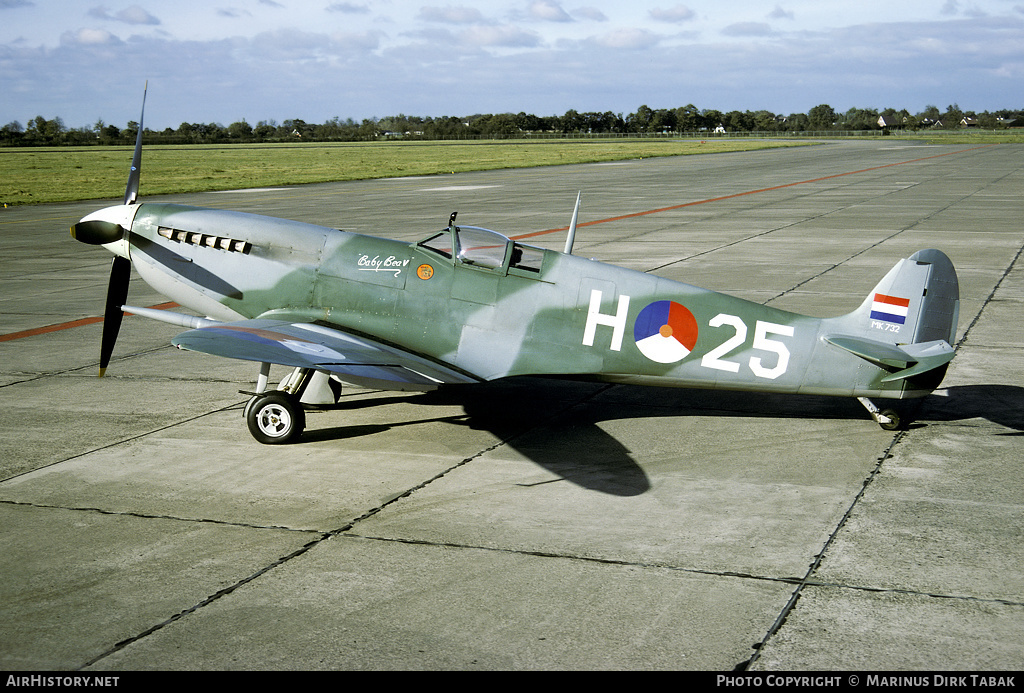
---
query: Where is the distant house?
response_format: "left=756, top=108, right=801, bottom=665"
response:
left=877, top=115, right=903, bottom=129
left=918, top=116, right=976, bottom=129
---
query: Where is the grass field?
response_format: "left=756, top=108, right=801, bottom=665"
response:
left=3, top=132, right=1020, bottom=206
left=0, top=138, right=812, bottom=206
left=910, top=130, right=1024, bottom=144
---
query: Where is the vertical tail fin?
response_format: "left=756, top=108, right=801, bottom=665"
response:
left=843, top=249, right=959, bottom=346
left=823, top=249, right=959, bottom=396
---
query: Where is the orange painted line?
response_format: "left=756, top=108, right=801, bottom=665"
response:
left=511, top=145, right=993, bottom=241
left=0, top=302, right=179, bottom=343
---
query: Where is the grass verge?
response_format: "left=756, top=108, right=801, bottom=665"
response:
left=1, top=138, right=811, bottom=206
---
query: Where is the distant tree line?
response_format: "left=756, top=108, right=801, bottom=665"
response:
left=3, top=103, right=1022, bottom=146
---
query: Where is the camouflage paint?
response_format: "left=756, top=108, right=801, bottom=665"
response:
left=110, top=202, right=956, bottom=401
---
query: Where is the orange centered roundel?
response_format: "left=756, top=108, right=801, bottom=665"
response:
left=634, top=300, right=700, bottom=364
left=417, top=264, right=434, bottom=280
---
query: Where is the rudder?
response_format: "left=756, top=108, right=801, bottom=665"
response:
left=906, top=249, right=959, bottom=346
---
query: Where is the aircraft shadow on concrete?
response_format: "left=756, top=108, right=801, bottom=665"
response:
left=917, top=384, right=1024, bottom=434
left=298, top=377, right=1024, bottom=496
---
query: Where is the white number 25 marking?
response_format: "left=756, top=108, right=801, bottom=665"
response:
left=700, top=314, right=795, bottom=380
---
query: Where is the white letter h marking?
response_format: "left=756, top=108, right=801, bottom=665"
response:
left=582, top=289, right=630, bottom=351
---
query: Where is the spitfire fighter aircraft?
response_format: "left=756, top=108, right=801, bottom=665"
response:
left=72, top=90, right=959, bottom=444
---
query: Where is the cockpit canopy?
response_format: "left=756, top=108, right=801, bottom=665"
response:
left=418, top=224, right=544, bottom=273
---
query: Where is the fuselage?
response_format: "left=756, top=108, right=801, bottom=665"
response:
left=97, top=202, right=931, bottom=399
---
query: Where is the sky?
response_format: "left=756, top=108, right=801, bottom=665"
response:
left=1, top=0, right=1023, bottom=130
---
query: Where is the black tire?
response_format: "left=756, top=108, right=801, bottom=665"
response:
left=246, top=391, right=305, bottom=444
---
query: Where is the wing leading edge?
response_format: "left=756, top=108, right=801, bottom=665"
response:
left=172, top=318, right=480, bottom=388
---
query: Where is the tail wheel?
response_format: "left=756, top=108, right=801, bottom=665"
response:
left=246, top=391, right=305, bottom=444
left=879, top=409, right=902, bottom=431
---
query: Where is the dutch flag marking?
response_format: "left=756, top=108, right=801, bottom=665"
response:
left=870, top=293, right=910, bottom=325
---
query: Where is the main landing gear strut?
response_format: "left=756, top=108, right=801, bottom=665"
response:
left=242, top=365, right=340, bottom=444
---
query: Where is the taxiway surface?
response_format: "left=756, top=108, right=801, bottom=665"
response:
left=1, top=141, right=1022, bottom=670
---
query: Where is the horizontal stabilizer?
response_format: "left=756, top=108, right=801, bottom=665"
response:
left=825, top=335, right=954, bottom=382
left=824, top=335, right=913, bottom=368
left=879, top=339, right=956, bottom=383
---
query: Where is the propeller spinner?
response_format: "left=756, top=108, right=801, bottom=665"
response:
left=71, top=83, right=147, bottom=376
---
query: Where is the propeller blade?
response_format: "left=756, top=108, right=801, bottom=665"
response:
left=99, top=256, right=131, bottom=377
left=124, top=81, right=147, bottom=205
left=70, top=219, right=125, bottom=246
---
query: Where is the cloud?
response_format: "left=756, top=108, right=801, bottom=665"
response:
left=594, top=28, right=661, bottom=49
left=87, top=5, right=160, bottom=25
left=768, top=5, right=794, bottom=21
left=242, top=27, right=370, bottom=63
left=326, top=2, right=370, bottom=13
left=327, top=30, right=383, bottom=52
left=649, top=5, right=695, bottom=23
left=530, top=0, right=572, bottom=22
left=1, top=0, right=34, bottom=8
left=217, top=8, right=251, bottom=20
left=722, top=22, right=774, bottom=37
left=462, top=24, right=542, bottom=48
left=60, top=27, right=121, bottom=45
left=573, top=6, right=607, bottom=22
left=418, top=5, right=486, bottom=24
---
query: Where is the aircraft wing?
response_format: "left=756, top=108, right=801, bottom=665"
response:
left=171, top=318, right=479, bottom=388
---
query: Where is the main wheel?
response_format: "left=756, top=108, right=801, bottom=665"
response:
left=246, top=391, right=305, bottom=444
